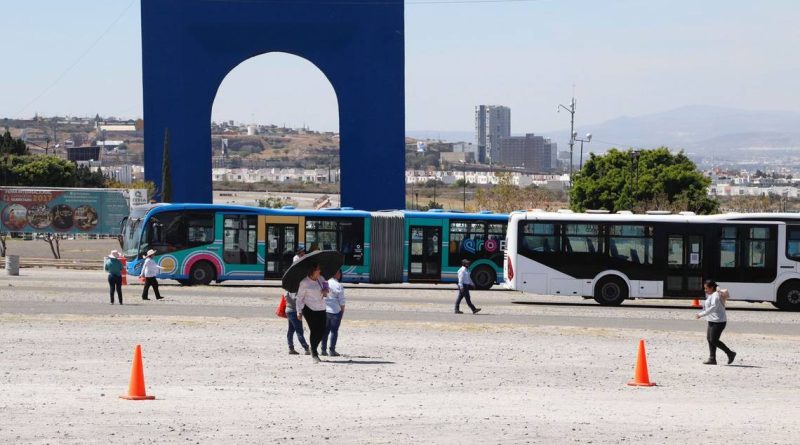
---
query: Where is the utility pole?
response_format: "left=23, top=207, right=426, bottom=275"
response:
left=460, top=160, right=467, bottom=210
left=558, top=97, right=576, bottom=184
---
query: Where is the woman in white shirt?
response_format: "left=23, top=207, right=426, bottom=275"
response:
left=321, top=269, right=346, bottom=357
left=295, top=261, right=329, bottom=363
left=139, top=249, right=164, bottom=301
left=695, top=279, right=736, bottom=365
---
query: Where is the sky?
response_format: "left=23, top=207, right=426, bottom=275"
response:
left=2, top=0, right=799, bottom=135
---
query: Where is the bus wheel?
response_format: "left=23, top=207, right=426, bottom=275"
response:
left=471, top=266, right=497, bottom=290
left=775, top=282, right=800, bottom=311
left=594, top=276, right=627, bottom=306
left=189, top=261, right=215, bottom=286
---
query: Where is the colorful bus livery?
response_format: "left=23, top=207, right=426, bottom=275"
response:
left=122, top=204, right=508, bottom=289
left=402, top=210, right=507, bottom=288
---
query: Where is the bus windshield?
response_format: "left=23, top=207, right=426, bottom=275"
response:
left=121, top=216, right=142, bottom=258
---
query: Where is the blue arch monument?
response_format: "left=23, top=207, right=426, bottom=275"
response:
left=141, top=0, right=405, bottom=210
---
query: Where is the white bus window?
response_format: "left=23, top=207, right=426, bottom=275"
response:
left=745, top=227, right=771, bottom=268
left=521, top=223, right=559, bottom=253
left=720, top=226, right=738, bottom=268
left=787, top=227, right=800, bottom=260
left=565, top=224, right=600, bottom=254
left=668, top=236, right=684, bottom=266
left=608, top=225, right=653, bottom=264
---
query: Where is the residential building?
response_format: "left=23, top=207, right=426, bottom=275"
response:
left=475, top=105, right=510, bottom=165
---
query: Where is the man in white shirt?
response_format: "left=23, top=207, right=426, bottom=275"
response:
left=455, top=259, right=480, bottom=314
left=321, top=269, right=346, bottom=357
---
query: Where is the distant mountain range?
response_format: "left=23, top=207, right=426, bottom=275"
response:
left=408, top=105, right=800, bottom=157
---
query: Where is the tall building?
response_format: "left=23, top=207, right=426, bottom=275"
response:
left=475, top=105, right=511, bottom=165
left=497, top=134, right=558, bottom=172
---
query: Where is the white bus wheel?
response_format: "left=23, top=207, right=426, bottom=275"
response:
left=776, top=281, right=800, bottom=312
left=593, top=276, right=628, bottom=306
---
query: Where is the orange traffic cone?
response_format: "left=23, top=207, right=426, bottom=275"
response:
left=120, top=345, right=155, bottom=400
left=120, top=258, right=128, bottom=285
left=627, top=339, right=656, bottom=387
left=691, top=298, right=701, bottom=308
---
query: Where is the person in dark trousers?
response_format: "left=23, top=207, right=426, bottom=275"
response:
left=695, top=279, right=736, bottom=365
left=295, top=262, right=329, bottom=364
left=139, top=249, right=164, bottom=301
left=321, top=269, right=346, bottom=357
left=455, top=259, right=481, bottom=314
left=104, top=250, right=124, bottom=304
left=284, top=291, right=310, bottom=355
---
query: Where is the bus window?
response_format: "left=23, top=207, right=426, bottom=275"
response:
left=188, top=213, right=215, bottom=247
left=520, top=222, right=559, bottom=254
left=305, top=218, right=365, bottom=265
left=745, top=227, right=770, bottom=268
left=719, top=226, right=738, bottom=268
left=142, top=211, right=214, bottom=255
left=608, top=225, right=653, bottom=265
left=787, top=227, right=800, bottom=261
left=564, top=224, right=601, bottom=254
left=223, top=215, right=257, bottom=264
left=306, top=220, right=338, bottom=252
left=448, top=220, right=506, bottom=267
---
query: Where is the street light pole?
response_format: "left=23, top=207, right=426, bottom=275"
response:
left=575, top=133, right=592, bottom=171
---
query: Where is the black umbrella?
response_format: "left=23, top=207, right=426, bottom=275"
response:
left=281, top=250, right=344, bottom=293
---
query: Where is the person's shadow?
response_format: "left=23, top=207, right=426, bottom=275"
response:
left=326, top=355, right=395, bottom=365
left=726, top=364, right=762, bottom=368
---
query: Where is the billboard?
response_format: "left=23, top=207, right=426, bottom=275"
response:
left=0, top=187, right=130, bottom=235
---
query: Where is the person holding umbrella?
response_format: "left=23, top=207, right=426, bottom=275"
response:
left=283, top=250, right=344, bottom=364
left=296, top=262, right=329, bottom=363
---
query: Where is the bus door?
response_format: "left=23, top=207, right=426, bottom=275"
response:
left=408, top=225, right=441, bottom=282
left=665, top=232, right=705, bottom=298
left=265, top=223, right=299, bottom=279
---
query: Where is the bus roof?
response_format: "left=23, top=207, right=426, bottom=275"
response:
left=141, top=203, right=372, bottom=218
left=400, top=209, right=508, bottom=220
left=510, top=211, right=800, bottom=224
left=138, top=204, right=510, bottom=221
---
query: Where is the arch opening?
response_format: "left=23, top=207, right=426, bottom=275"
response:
left=210, top=52, right=340, bottom=208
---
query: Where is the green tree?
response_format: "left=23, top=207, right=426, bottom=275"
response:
left=0, top=130, right=29, bottom=156
left=75, top=164, right=107, bottom=188
left=161, top=127, right=172, bottom=202
left=10, top=155, right=77, bottom=187
left=570, top=147, right=718, bottom=214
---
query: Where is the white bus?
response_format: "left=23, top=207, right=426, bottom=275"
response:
left=503, top=210, right=800, bottom=311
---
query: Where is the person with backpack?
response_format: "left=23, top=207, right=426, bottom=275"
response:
left=104, top=250, right=124, bottom=305
left=695, top=280, right=736, bottom=365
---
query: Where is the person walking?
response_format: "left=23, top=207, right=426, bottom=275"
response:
left=321, top=269, right=346, bottom=357
left=695, top=279, right=736, bottom=365
left=139, top=249, right=164, bottom=301
left=284, top=291, right=310, bottom=355
left=454, top=259, right=481, bottom=314
left=104, top=250, right=124, bottom=305
left=296, top=262, right=329, bottom=363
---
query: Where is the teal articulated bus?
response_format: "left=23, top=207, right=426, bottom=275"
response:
left=122, top=204, right=507, bottom=289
